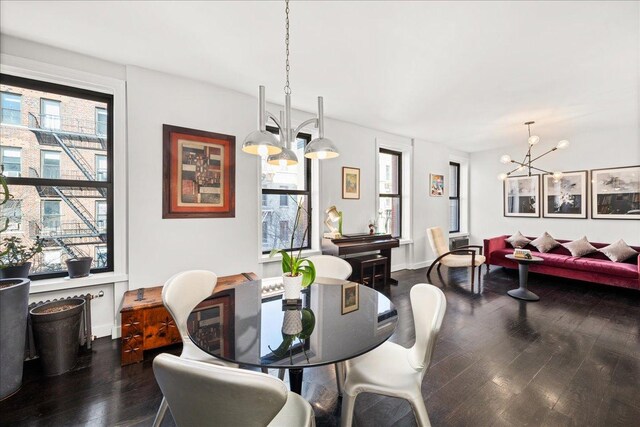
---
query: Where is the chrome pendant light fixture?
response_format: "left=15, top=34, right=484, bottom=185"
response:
left=242, top=0, right=339, bottom=165
left=498, top=121, right=570, bottom=181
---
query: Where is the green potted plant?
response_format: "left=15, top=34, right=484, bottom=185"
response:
left=270, top=197, right=316, bottom=300
left=0, top=236, right=43, bottom=279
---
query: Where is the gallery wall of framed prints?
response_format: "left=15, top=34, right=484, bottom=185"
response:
left=542, top=170, right=588, bottom=219
left=591, top=165, right=639, bottom=220
left=503, top=175, right=540, bottom=217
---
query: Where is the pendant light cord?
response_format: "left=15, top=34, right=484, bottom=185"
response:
left=284, top=0, right=291, bottom=95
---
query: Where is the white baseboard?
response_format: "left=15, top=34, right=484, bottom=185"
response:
left=408, top=259, right=435, bottom=270
left=391, top=263, right=407, bottom=272
left=111, top=325, right=121, bottom=339
left=93, top=324, right=114, bottom=339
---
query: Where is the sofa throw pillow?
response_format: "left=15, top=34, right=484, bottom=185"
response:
left=599, top=239, right=638, bottom=262
left=563, top=236, right=598, bottom=257
left=530, top=232, right=560, bottom=253
left=506, top=231, right=531, bottom=249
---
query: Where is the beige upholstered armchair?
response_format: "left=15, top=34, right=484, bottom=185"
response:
left=426, top=227, right=486, bottom=292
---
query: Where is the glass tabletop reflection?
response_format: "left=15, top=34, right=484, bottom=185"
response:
left=186, top=278, right=398, bottom=369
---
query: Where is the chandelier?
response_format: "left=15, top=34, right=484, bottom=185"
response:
left=242, top=0, right=339, bottom=166
left=498, top=121, right=570, bottom=181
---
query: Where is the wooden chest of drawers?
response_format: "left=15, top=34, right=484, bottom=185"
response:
left=120, top=272, right=258, bottom=365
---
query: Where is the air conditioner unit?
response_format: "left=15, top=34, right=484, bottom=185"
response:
left=450, top=236, right=469, bottom=250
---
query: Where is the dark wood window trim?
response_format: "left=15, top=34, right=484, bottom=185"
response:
left=379, top=148, right=402, bottom=239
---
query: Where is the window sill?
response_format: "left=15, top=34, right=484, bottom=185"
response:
left=398, top=238, right=413, bottom=246
left=259, top=249, right=322, bottom=264
left=449, top=232, right=469, bottom=238
left=29, top=272, right=128, bottom=294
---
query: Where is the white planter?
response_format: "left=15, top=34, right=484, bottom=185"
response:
left=281, top=310, right=303, bottom=335
left=282, top=274, right=303, bottom=300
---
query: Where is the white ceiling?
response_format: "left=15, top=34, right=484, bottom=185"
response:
left=1, top=1, right=638, bottom=152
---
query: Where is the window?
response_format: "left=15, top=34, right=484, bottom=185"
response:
left=1, top=92, right=21, bottom=124
left=40, top=98, right=61, bottom=130
left=95, top=107, right=107, bottom=136
left=1, top=147, right=21, bottom=177
left=378, top=148, right=402, bottom=238
left=260, top=126, right=312, bottom=253
left=42, top=200, right=61, bottom=232
left=1, top=200, right=22, bottom=231
left=2, top=74, right=113, bottom=279
left=41, top=151, right=61, bottom=179
left=95, top=154, right=107, bottom=181
left=449, top=162, right=460, bottom=233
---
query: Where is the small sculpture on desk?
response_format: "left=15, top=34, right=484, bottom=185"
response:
left=368, top=220, right=375, bottom=235
left=324, top=205, right=343, bottom=238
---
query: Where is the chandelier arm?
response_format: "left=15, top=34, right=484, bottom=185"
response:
left=293, top=118, right=319, bottom=140
left=529, top=148, right=558, bottom=163
left=528, top=165, right=552, bottom=174
left=265, top=111, right=283, bottom=131
left=506, top=165, right=522, bottom=176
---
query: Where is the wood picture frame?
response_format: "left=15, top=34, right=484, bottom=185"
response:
left=591, top=165, right=640, bottom=220
left=162, top=124, right=235, bottom=218
left=430, top=173, right=445, bottom=197
left=542, top=170, right=588, bottom=219
left=503, top=175, right=540, bottom=218
left=188, top=290, right=235, bottom=359
left=341, top=282, right=360, bottom=315
left=342, top=167, right=360, bottom=199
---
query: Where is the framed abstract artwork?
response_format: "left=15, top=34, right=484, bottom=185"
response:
left=430, top=173, right=445, bottom=196
left=542, top=171, right=588, bottom=219
left=341, top=282, right=359, bottom=315
left=591, top=165, right=640, bottom=220
left=163, top=125, right=235, bottom=218
left=504, top=175, right=540, bottom=217
left=342, top=167, right=360, bottom=199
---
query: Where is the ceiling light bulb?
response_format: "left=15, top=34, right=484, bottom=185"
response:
left=556, top=140, right=570, bottom=149
left=552, top=172, right=564, bottom=181
left=279, top=159, right=287, bottom=168
left=316, top=151, right=328, bottom=160
left=497, top=173, right=508, bottom=181
left=500, top=154, right=512, bottom=164
left=528, top=135, right=540, bottom=145
left=517, top=165, right=525, bottom=171
left=257, top=144, right=268, bottom=157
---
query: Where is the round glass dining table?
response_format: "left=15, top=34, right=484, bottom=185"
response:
left=186, top=277, right=398, bottom=394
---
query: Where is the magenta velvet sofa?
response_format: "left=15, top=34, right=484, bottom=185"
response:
left=483, top=235, right=640, bottom=290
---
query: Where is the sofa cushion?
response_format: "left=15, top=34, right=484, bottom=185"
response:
left=562, top=237, right=598, bottom=257
left=599, top=240, right=639, bottom=262
left=531, top=232, right=560, bottom=253
left=506, top=231, right=531, bottom=249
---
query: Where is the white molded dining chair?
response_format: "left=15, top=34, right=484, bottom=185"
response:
left=340, top=284, right=447, bottom=427
left=153, top=270, right=239, bottom=427
left=153, top=353, right=315, bottom=427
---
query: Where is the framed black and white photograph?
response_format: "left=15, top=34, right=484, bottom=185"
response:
left=542, top=171, right=588, bottom=219
left=591, top=165, right=640, bottom=220
left=504, top=175, right=540, bottom=217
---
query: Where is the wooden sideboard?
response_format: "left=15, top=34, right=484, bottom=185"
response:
left=120, top=272, right=258, bottom=366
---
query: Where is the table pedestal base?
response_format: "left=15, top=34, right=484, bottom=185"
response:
left=508, top=262, right=540, bottom=301
left=289, top=368, right=303, bottom=394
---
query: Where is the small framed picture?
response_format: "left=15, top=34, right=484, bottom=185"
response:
left=341, top=282, right=359, bottom=315
left=430, top=173, right=445, bottom=197
left=342, top=167, right=360, bottom=199
left=591, top=165, right=640, bottom=220
left=504, top=175, right=540, bottom=217
left=542, top=170, right=588, bottom=219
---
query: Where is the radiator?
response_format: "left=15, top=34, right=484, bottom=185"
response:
left=26, top=292, right=102, bottom=360
left=450, top=236, right=470, bottom=250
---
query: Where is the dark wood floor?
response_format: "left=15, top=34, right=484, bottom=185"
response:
left=1, top=266, right=639, bottom=427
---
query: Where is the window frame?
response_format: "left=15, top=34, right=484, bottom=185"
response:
left=39, top=97, right=61, bottom=130
left=2, top=73, right=114, bottom=280
left=1, top=91, right=22, bottom=125
left=378, top=148, right=403, bottom=238
left=260, top=125, right=312, bottom=255
left=95, top=107, right=107, bottom=136
left=41, top=150, right=61, bottom=179
left=449, top=161, right=461, bottom=233
left=0, top=146, right=22, bottom=177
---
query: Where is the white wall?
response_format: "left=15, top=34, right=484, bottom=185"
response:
left=469, top=125, right=640, bottom=246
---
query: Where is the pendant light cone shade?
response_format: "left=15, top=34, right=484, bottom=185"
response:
left=267, top=146, right=298, bottom=166
left=242, top=130, right=282, bottom=156
left=305, top=137, right=339, bottom=159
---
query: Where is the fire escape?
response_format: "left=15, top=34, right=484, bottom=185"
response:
left=27, top=113, right=107, bottom=262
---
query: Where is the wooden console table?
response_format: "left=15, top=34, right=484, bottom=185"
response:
left=120, top=272, right=258, bottom=366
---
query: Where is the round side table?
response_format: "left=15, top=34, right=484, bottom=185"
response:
left=505, top=254, right=543, bottom=301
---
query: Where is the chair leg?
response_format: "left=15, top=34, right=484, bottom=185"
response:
left=409, top=395, right=431, bottom=427
left=340, top=391, right=357, bottom=427
left=278, top=368, right=285, bottom=380
left=152, top=397, right=169, bottom=427
left=470, top=265, right=475, bottom=293
left=335, top=362, right=345, bottom=396
left=426, top=261, right=437, bottom=277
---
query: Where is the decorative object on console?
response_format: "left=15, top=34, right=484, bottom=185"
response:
left=562, top=236, right=598, bottom=257
left=324, top=206, right=343, bottom=238
left=162, top=125, right=235, bottom=219
left=504, top=175, right=540, bottom=217
left=599, top=239, right=638, bottom=263
left=513, top=248, right=533, bottom=260
left=430, top=173, right=445, bottom=196
left=591, top=165, right=640, bottom=220
left=341, top=282, right=359, bottom=314
left=242, top=0, right=339, bottom=164
left=342, top=167, right=360, bottom=199
left=530, top=232, right=560, bottom=253
left=543, top=170, right=588, bottom=219
left=497, top=121, right=569, bottom=181
left=506, top=231, right=531, bottom=249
